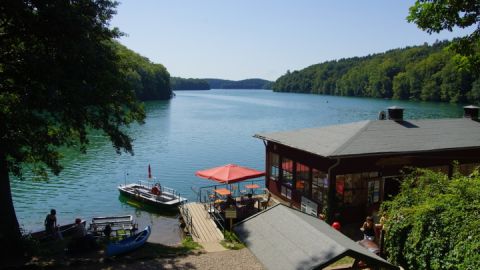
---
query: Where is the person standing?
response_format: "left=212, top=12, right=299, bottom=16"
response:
left=360, top=216, right=375, bottom=241
left=44, top=209, right=58, bottom=238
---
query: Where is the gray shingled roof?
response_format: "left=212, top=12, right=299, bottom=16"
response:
left=254, top=118, right=480, bottom=158
left=234, top=204, right=398, bottom=270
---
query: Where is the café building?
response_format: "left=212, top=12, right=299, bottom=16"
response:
left=254, top=106, right=480, bottom=223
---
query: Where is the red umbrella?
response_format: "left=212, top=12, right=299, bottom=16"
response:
left=195, top=164, right=265, bottom=184
left=148, top=164, right=152, bottom=179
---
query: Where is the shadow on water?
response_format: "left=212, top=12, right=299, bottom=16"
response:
left=117, top=194, right=179, bottom=217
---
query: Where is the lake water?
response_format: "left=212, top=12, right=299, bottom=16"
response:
left=11, top=89, right=464, bottom=242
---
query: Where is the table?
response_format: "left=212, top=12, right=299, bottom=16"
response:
left=214, top=188, right=231, bottom=196
left=245, top=184, right=260, bottom=194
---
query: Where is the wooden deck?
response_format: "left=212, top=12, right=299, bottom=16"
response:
left=179, top=202, right=224, bottom=247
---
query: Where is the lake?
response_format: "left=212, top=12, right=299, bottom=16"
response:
left=11, top=89, right=464, bottom=242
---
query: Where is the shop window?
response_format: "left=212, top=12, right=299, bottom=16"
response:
left=367, top=179, right=381, bottom=204
left=336, top=172, right=378, bottom=207
left=269, top=152, right=280, bottom=181
left=295, top=163, right=310, bottom=195
left=281, top=158, right=293, bottom=188
left=312, top=169, right=328, bottom=207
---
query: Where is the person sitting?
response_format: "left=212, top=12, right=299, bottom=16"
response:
left=225, top=194, right=236, bottom=207
left=151, top=184, right=161, bottom=195
left=103, top=223, right=113, bottom=239
left=68, top=218, right=96, bottom=253
left=360, top=216, right=376, bottom=241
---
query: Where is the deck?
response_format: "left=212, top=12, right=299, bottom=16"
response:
left=179, top=202, right=225, bottom=252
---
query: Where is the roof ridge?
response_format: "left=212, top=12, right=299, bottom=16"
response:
left=330, top=120, right=372, bottom=157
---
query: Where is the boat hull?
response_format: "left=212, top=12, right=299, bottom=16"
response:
left=106, top=226, right=151, bottom=257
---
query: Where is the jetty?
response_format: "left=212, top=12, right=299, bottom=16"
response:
left=179, top=202, right=226, bottom=252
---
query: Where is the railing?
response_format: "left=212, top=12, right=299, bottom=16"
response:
left=178, top=201, right=197, bottom=237
left=204, top=200, right=226, bottom=232
left=137, top=180, right=185, bottom=201
left=195, top=179, right=265, bottom=203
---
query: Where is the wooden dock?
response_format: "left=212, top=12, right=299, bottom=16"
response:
left=179, top=202, right=225, bottom=252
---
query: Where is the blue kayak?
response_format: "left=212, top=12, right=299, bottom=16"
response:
left=106, top=226, right=151, bottom=257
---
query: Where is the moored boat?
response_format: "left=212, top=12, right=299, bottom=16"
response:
left=29, top=220, right=86, bottom=241
left=118, top=180, right=187, bottom=209
left=106, top=225, right=151, bottom=257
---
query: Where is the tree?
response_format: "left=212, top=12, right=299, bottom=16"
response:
left=407, top=0, right=480, bottom=72
left=0, top=0, right=145, bottom=257
left=381, top=168, right=480, bottom=269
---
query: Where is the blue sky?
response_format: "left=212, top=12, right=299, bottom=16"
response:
left=111, top=1, right=474, bottom=81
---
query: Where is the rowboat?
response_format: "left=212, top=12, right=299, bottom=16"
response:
left=118, top=180, right=187, bottom=209
left=29, top=220, right=86, bottom=241
left=105, top=225, right=151, bottom=257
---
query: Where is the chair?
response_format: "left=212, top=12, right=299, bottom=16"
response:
left=260, top=192, right=271, bottom=210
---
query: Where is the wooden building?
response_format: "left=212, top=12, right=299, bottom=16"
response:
left=254, top=106, right=480, bottom=223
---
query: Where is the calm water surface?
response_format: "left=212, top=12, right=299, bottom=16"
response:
left=12, top=90, right=464, bottom=241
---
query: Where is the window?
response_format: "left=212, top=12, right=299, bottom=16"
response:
left=295, top=163, right=310, bottom=195
left=281, top=158, right=293, bottom=188
left=269, top=152, right=280, bottom=181
left=312, top=169, right=328, bottom=207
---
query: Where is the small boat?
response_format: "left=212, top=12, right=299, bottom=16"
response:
left=106, top=225, right=151, bottom=257
left=88, top=215, right=136, bottom=237
left=118, top=180, right=187, bottom=209
left=29, top=220, right=86, bottom=241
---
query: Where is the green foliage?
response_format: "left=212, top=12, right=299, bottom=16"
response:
left=0, top=0, right=148, bottom=256
left=113, top=42, right=172, bottom=100
left=221, top=231, right=245, bottom=250
left=273, top=41, right=480, bottom=104
left=205, top=78, right=273, bottom=89
left=407, top=0, right=480, bottom=72
left=171, top=77, right=210, bottom=90
left=181, top=235, right=202, bottom=250
left=381, top=168, right=480, bottom=269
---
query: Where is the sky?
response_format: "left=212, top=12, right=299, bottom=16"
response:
left=111, top=0, right=475, bottom=81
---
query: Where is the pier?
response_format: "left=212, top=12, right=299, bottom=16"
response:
left=179, top=202, right=226, bottom=252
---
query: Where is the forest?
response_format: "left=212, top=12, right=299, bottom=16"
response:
left=273, top=40, right=480, bottom=103
left=171, top=77, right=211, bottom=90
left=113, top=42, right=172, bottom=100
left=205, top=78, right=272, bottom=89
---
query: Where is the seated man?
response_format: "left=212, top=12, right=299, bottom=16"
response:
left=68, top=218, right=96, bottom=253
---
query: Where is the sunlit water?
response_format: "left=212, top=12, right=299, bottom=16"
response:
left=11, top=89, right=464, bottom=243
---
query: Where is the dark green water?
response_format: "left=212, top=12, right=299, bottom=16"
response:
left=11, top=89, right=464, bottom=241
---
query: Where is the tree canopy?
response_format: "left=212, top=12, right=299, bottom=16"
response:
left=0, top=0, right=146, bottom=257
left=272, top=41, right=480, bottom=103
left=407, top=0, right=480, bottom=72
left=381, top=168, right=480, bottom=269
left=205, top=78, right=272, bottom=89
left=114, top=42, right=172, bottom=100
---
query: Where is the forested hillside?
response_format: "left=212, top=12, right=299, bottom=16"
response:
left=171, top=77, right=210, bottom=90
left=273, top=41, right=480, bottom=103
left=113, top=42, right=172, bottom=100
left=205, top=78, right=272, bottom=89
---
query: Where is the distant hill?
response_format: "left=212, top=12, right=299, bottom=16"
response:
left=171, top=77, right=210, bottom=90
left=272, top=40, right=480, bottom=104
left=204, top=78, right=273, bottom=89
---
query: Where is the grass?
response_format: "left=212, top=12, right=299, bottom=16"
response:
left=220, top=231, right=245, bottom=250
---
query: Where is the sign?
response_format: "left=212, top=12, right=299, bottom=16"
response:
left=301, top=196, right=318, bottom=217
left=225, top=206, right=237, bottom=219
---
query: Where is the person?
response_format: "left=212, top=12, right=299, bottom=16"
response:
left=44, top=209, right=61, bottom=239
left=72, top=218, right=87, bottom=239
left=226, top=194, right=236, bottom=207
left=68, top=218, right=96, bottom=253
left=104, top=223, right=113, bottom=239
left=361, top=216, right=375, bottom=241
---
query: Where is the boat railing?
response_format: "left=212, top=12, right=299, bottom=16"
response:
left=137, top=180, right=185, bottom=201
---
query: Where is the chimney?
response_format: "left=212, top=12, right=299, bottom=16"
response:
left=388, top=106, right=404, bottom=121
left=463, top=105, right=479, bottom=120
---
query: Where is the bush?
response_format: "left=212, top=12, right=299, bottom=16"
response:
left=382, top=168, right=480, bottom=269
